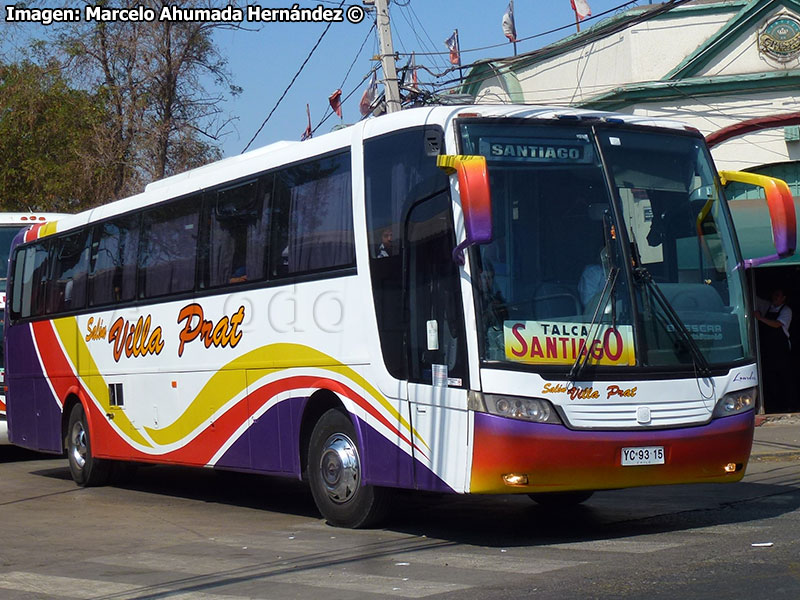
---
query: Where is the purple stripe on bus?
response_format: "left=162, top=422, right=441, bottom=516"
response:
left=5, top=323, right=62, bottom=452
left=215, top=398, right=452, bottom=493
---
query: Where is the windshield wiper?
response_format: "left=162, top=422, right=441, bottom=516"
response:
left=569, top=210, right=619, bottom=382
left=568, top=266, right=619, bottom=382
left=632, top=265, right=712, bottom=377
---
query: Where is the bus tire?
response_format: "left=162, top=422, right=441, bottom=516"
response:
left=307, top=408, right=389, bottom=528
left=66, top=403, right=110, bottom=487
left=528, top=490, right=594, bottom=507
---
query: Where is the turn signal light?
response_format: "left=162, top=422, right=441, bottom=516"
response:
left=502, top=473, right=529, bottom=486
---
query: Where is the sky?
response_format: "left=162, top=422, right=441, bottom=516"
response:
left=213, top=0, right=650, bottom=157
left=2, top=0, right=651, bottom=158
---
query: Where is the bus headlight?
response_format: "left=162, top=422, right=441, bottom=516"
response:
left=472, top=392, right=562, bottom=424
left=712, top=387, right=756, bottom=418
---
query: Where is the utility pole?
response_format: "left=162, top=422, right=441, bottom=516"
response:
left=372, top=0, right=402, bottom=113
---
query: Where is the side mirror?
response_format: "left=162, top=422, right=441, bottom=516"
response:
left=437, top=154, right=492, bottom=264
left=719, top=170, right=796, bottom=268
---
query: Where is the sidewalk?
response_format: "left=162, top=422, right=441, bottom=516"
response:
left=751, top=413, right=800, bottom=462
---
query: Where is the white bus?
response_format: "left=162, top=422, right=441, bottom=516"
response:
left=4, top=106, right=795, bottom=526
left=0, top=213, right=65, bottom=443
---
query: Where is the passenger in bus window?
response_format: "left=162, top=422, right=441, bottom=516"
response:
left=229, top=265, right=247, bottom=284
left=376, top=227, right=393, bottom=258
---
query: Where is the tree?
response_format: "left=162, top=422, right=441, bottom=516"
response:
left=57, top=2, right=241, bottom=199
left=0, top=61, right=110, bottom=212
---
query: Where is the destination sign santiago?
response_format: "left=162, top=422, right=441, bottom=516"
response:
left=479, top=138, right=594, bottom=164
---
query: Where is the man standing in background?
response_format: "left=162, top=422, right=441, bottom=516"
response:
left=755, top=288, right=793, bottom=413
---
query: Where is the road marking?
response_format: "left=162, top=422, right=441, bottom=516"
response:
left=89, top=550, right=470, bottom=598
left=545, top=539, right=682, bottom=553
left=688, top=524, right=771, bottom=535
left=0, top=572, right=139, bottom=599
left=388, top=551, right=583, bottom=574
left=269, top=569, right=469, bottom=598
left=89, top=551, right=263, bottom=575
left=0, top=571, right=262, bottom=600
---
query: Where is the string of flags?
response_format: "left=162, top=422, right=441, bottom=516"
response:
left=303, top=0, right=593, bottom=138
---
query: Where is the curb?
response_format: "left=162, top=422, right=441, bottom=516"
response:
left=755, top=413, right=800, bottom=427
left=751, top=452, right=800, bottom=462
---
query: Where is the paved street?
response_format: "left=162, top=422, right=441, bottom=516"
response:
left=0, top=423, right=798, bottom=600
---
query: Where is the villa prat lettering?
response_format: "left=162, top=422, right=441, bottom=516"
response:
left=108, top=315, right=165, bottom=362
left=177, top=304, right=245, bottom=357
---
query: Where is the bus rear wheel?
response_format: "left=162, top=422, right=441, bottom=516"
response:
left=528, top=490, right=594, bottom=507
left=66, top=403, right=110, bottom=487
left=307, top=408, right=388, bottom=528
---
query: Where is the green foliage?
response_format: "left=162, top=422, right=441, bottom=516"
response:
left=0, top=8, right=240, bottom=210
left=0, top=61, right=110, bottom=212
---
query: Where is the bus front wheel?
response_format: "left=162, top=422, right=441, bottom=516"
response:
left=66, top=403, right=110, bottom=487
left=307, top=408, right=388, bottom=528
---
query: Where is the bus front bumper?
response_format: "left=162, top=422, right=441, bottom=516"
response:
left=470, top=410, right=754, bottom=494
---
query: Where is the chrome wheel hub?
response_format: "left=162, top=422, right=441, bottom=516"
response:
left=319, top=433, right=360, bottom=504
left=70, top=421, right=87, bottom=469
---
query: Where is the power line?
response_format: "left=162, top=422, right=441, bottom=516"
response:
left=398, top=0, right=642, bottom=59
left=396, top=2, right=449, bottom=73
left=313, top=66, right=379, bottom=135
left=313, top=21, right=377, bottom=133
left=241, top=0, right=346, bottom=153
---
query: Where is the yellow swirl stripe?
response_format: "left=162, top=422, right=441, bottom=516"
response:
left=50, top=318, right=426, bottom=454
left=144, top=343, right=426, bottom=451
left=53, top=317, right=152, bottom=448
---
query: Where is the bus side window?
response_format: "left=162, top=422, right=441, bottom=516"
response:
left=203, top=178, right=268, bottom=288
left=270, top=152, right=354, bottom=278
left=46, top=230, right=90, bottom=314
left=11, top=242, right=50, bottom=320
left=88, top=216, right=140, bottom=307
left=138, top=196, right=200, bottom=299
left=10, top=246, right=27, bottom=320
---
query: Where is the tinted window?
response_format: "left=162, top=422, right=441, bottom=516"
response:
left=271, top=152, right=354, bottom=277
left=15, top=242, right=50, bottom=319
left=139, top=198, right=199, bottom=298
left=0, top=226, right=22, bottom=294
left=89, top=215, right=141, bottom=307
left=47, top=230, right=90, bottom=314
left=407, top=194, right=467, bottom=385
left=203, top=179, right=269, bottom=288
left=364, top=127, right=448, bottom=378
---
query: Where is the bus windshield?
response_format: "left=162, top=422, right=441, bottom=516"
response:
left=460, top=121, right=749, bottom=371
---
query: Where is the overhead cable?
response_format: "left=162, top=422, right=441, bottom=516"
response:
left=241, top=0, right=346, bottom=152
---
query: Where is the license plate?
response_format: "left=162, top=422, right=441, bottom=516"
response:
left=621, top=446, right=665, bottom=466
